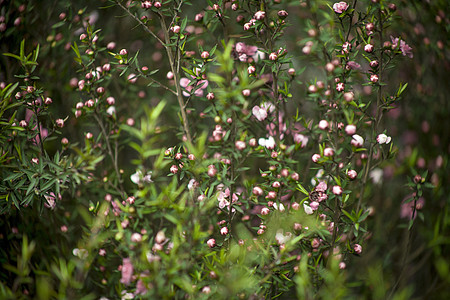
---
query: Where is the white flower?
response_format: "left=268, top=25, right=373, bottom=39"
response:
left=273, top=203, right=285, bottom=212
left=106, top=106, right=116, bottom=116
left=369, top=168, right=383, bottom=184
left=303, top=202, right=314, bottom=215
left=130, top=170, right=153, bottom=185
left=377, top=133, right=391, bottom=144
left=72, top=248, right=88, bottom=259
left=311, top=169, right=325, bottom=186
left=258, top=136, right=276, bottom=149
left=275, top=229, right=292, bottom=244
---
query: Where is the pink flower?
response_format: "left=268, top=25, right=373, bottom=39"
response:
left=332, top=185, right=343, bottom=195
left=254, top=11, right=266, bottom=20
left=235, top=140, right=246, bottom=150
left=261, top=207, right=270, bottom=215
left=333, top=2, right=349, bottom=14
left=252, top=106, right=268, bottom=121
left=131, top=233, right=142, bottom=242
left=316, top=182, right=328, bottom=192
left=180, top=77, right=209, bottom=97
left=354, top=244, right=362, bottom=254
left=120, top=258, right=134, bottom=285
left=346, top=61, right=361, bottom=70
left=293, top=133, right=308, bottom=147
left=336, top=82, right=345, bottom=92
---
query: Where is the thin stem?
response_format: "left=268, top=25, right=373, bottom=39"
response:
left=93, top=111, right=125, bottom=198
left=158, top=12, right=193, bottom=144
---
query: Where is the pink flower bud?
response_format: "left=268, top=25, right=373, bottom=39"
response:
left=370, top=74, right=379, bottom=83
left=364, top=44, right=374, bottom=53
left=269, top=52, right=278, bottom=61
left=280, top=168, right=289, bottom=177
left=154, top=1, right=161, bottom=8
left=201, top=51, right=209, bottom=59
left=272, top=181, right=281, bottom=188
left=343, top=91, right=354, bottom=102
left=119, top=49, right=128, bottom=56
left=292, top=202, right=300, bottom=210
left=253, top=186, right=263, bottom=196
left=131, top=233, right=142, bottom=243
left=171, top=25, right=181, bottom=33
left=207, top=165, right=217, bottom=177
left=261, top=207, right=270, bottom=215
left=249, top=138, right=257, bottom=147
left=127, top=73, right=137, bottom=83
left=19, top=120, right=28, bottom=127
left=85, top=132, right=93, bottom=139
left=44, top=97, right=52, bottom=105
left=370, top=60, right=379, bottom=68
left=347, top=169, right=357, bottom=180
left=242, top=89, right=251, bottom=97
left=220, top=227, right=228, bottom=235
left=308, top=85, right=317, bottom=93
left=266, top=191, right=277, bottom=199
left=291, top=172, right=300, bottom=181
left=278, top=10, right=288, bottom=18
left=188, top=154, right=195, bottom=160
left=96, top=87, right=105, bottom=95
left=55, top=119, right=64, bottom=128
left=345, top=125, right=356, bottom=136
left=170, top=165, right=178, bottom=174
left=155, top=231, right=166, bottom=244
left=324, top=147, right=334, bottom=157
left=318, top=120, right=329, bottom=130
left=325, top=63, right=335, bottom=72
left=354, top=244, right=362, bottom=254
left=86, top=99, right=94, bottom=107
left=75, top=110, right=82, bottom=118
left=61, top=137, right=69, bottom=145
left=351, top=134, right=364, bottom=147
left=248, top=65, right=256, bottom=74
left=206, top=92, right=215, bottom=100
left=235, top=140, right=246, bottom=151
left=106, top=97, right=115, bottom=105
left=312, top=154, right=321, bottom=163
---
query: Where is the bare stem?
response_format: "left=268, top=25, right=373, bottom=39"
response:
left=93, top=111, right=125, bottom=198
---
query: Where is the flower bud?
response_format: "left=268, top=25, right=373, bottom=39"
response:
left=201, top=51, right=209, bottom=59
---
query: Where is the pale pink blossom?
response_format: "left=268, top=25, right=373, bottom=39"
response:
left=333, top=2, right=349, bottom=14
left=252, top=105, right=268, bottom=121
left=120, top=258, right=134, bottom=285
